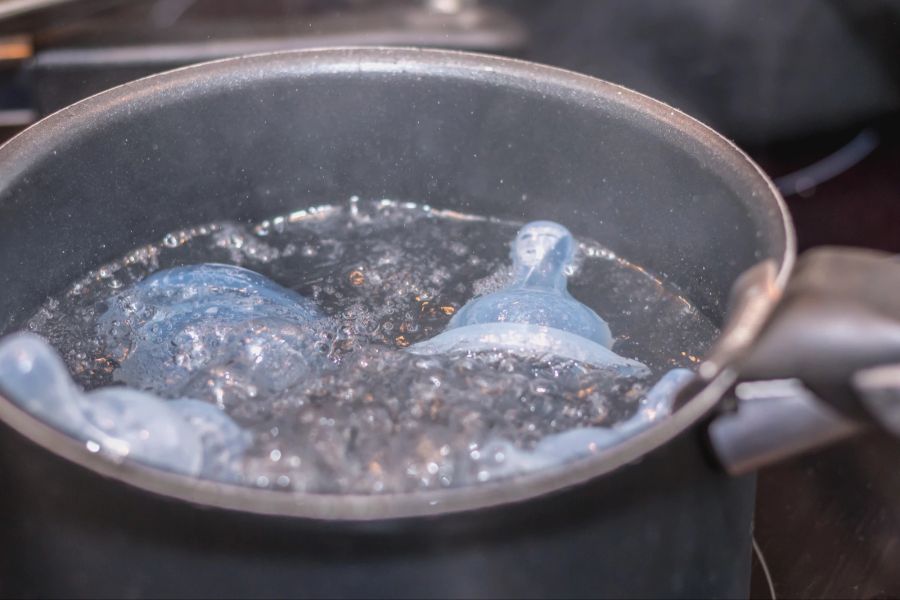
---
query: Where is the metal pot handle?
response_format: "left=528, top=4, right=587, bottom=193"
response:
left=705, top=247, right=900, bottom=474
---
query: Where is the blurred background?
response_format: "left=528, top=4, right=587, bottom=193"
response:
left=0, top=1, right=897, bottom=597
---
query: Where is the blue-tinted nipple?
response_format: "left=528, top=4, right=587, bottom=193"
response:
left=99, top=263, right=326, bottom=396
left=449, top=221, right=613, bottom=347
left=410, top=221, right=646, bottom=372
left=0, top=332, right=248, bottom=476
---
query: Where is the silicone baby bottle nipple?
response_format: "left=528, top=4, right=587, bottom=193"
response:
left=410, top=221, right=647, bottom=371
left=450, top=221, right=613, bottom=346
left=99, top=263, right=327, bottom=396
left=0, top=332, right=248, bottom=476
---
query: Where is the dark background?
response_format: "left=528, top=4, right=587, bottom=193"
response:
left=0, top=1, right=898, bottom=597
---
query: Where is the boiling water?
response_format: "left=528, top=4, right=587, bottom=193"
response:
left=21, top=199, right=717, bottom=494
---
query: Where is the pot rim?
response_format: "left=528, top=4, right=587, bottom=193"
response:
left=0, top=46, right=795, bottom=521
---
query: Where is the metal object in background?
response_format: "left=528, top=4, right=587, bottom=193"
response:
left=854, top=363, right=900, bottom=436
left=0, top=0, right=121, bottom=25
left=709, top=247, right=900, bottom=474
left=774, top=129, right=881, bottom=197
left=709, top=378, right=864, bottom=476
left=0, top=0, right=527, bottom=118
left=1, top=0, right=900, bottom=148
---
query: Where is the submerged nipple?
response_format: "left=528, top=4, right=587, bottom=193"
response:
left=410, top=221, right=641, bottom=371
left=447, top=220, right=613, bottom=348
left=99, top=263, right=327, bottom=396
left=0, top=332, right=248, bottom=477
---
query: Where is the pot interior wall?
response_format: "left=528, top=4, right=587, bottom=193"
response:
left=0, top=50, right=788, bottom=333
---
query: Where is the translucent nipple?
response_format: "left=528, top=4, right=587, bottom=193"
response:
left=511, top=219, right=577, bottom=289
left=0, top=332, right=248, bottom=477
left=410, top=221, right=644, bottom=372
left=448, top=221, right=612, bottom=347
left=98, top=263, right=328, bottom=397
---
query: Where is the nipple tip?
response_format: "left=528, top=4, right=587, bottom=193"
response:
left=512, top=221, right=575, bottom=271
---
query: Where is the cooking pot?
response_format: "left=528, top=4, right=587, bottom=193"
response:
left=0, top=48, right=897, bottom=598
